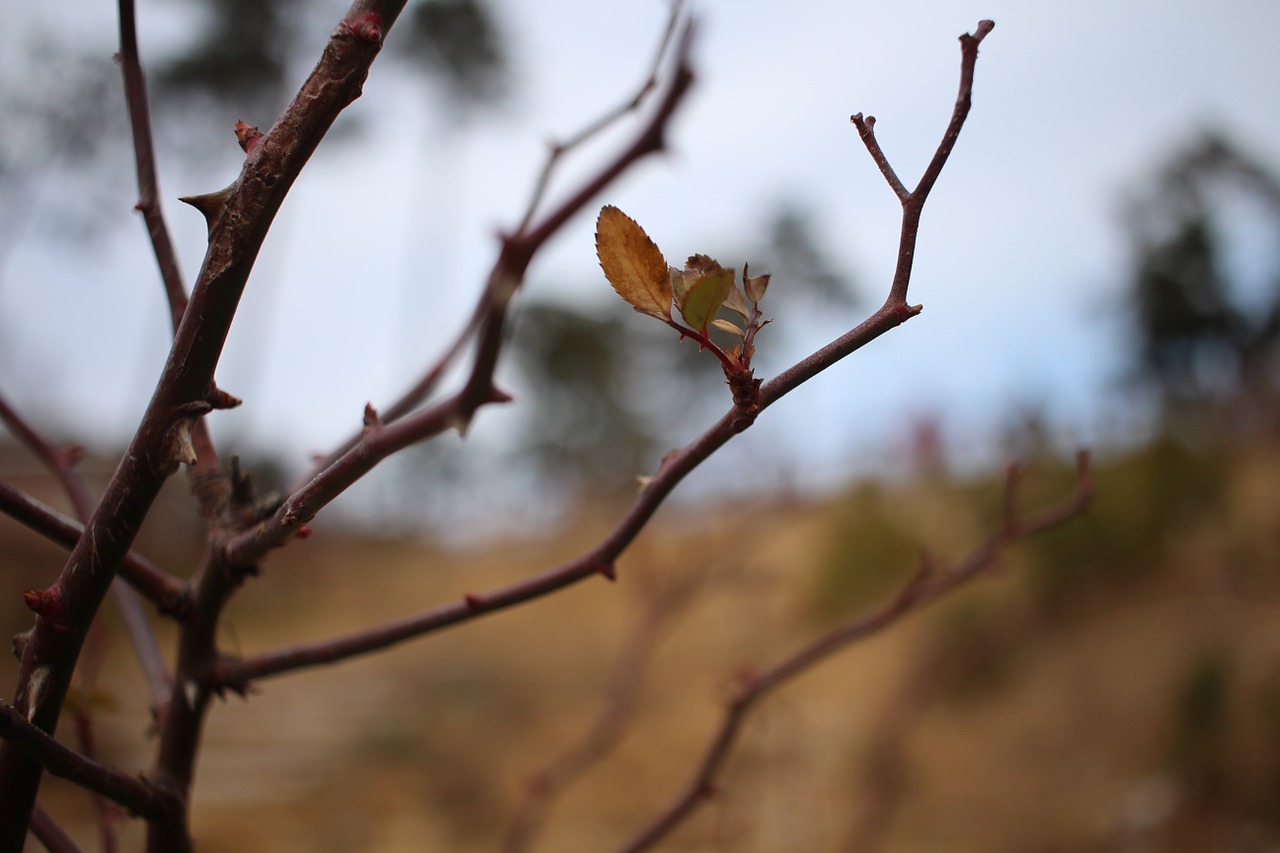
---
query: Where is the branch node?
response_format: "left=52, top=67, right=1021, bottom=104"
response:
left=337, top=12, right=385, bottom=45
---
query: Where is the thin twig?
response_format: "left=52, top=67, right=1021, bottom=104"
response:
left=616, top=453, right=1092, bottom=853
left=29, top=806, right=83, bottom=853
left=0, top=1, right=411, bottom=846
left=0, top=391, right=173, bottom=708
left=222, top=19, right=697, bottom=567
left=0, top=482, right=190, bottom=619
left=299, top=3, right=691, bottom=485
left=502, top=569, right=710, bottom=853
left=116, top=0, right=187, bottom=329
left=0, top=703, right=183, bottom=825
left=213, top=18, right=988, bottom=687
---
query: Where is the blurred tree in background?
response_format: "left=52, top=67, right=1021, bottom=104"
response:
left=1124, top=132, right=1280, bottom=429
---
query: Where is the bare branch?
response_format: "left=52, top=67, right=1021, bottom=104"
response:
left=222, top=21, right=697, bottom=567
left=214, top=19, right=993, bottom=688
left=116, top=0, right=187, bottom=330
left=304, top=2, right=692, bottom=479
left=0, top=389, right=173, bottom=757
left=30, top=806, right=82, bottom=853
left=502, top=569, right=709, bottom=853
left=0, top=482, right=190, bottom=620
left=0, top=1, right=411, bottom=844
left=0, top=703, right=183, bottom=826
left=616, top=453, right=1093, bottom=853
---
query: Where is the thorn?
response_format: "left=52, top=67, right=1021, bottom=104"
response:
left=206, top=385, right=242, bottom=410
left=363, top=403, right=382, bottom=430
left=234, top=120, right=264, bottom=154
left=488, top=386, right=514, bottom=405
left=596, top=562, right=617, bottom=582
left=464, top=594, right=483, bottom=612
left=179, top=184, right=234, bottom=238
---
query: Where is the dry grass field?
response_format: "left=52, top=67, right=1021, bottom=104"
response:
left=3, top=435, right=1279, bottom=851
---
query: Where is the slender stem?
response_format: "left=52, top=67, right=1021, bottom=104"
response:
left=0, top=2, right=409, bottom=847
left=0, top=481, right=190, bottom=619
left=29, top=806, right=82, bottom=853
left=117, top=0, right=187, bottom=329
left=0, top=704, right=183, bottom=826
left=617, top=453, right=1092, bottom=853
left=222, top=22, right=697, bottom=567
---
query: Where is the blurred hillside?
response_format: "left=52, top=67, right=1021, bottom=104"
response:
left=3, top=427, right=1278, bottom=852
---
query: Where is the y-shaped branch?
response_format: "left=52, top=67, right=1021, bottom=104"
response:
left=212, top=19, right=994, bottom=690
left=222, top=20, right=696, bottom=566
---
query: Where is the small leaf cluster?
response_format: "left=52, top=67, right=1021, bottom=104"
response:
left=595, top=206, right=771, bottom=383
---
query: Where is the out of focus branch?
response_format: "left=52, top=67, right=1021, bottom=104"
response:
left=617, top=453, right=1092, bottom=853
left=502, top=569, right=710, bottom=853
left=0, top=703, right=183, bottom=826
left=213, top=19, right=996, bottom=692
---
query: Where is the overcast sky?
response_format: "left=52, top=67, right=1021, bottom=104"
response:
left=2, top=0, right=1278, bottom=499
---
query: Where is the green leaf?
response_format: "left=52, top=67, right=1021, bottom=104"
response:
left=677, top=255, right=734, bottom=333
left=595, top=206, right=672, bottom=320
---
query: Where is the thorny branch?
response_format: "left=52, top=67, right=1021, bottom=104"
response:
left=212, top=19, right=996, bottom=692
left=616, top=453, right=1093, bottom=853
left=0, top=0, right=410, bottom=847
left=0, top=703, right=184, bottom=826
left=221, top=18, right=697, bottom=566
left=0, top=10, right=1082, bottom=853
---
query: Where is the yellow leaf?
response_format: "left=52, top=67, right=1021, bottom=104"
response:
left=711, top=318, right=745, bottom=338
left=596, top=206, right=672, bottom=320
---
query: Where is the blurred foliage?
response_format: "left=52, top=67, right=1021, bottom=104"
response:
left=1124, top=132, right=1280, bottom=426
left=1169, top=652, right=1232, bottom=794
left=805, top=482, right=922, bottom=622
left=392, top=0, right=508, bottom=109
left=0, top=0, right=509, bottom=244
left=155, top=0, right=303, bottom=112
left=1018, top=435, right=1228, bottom=607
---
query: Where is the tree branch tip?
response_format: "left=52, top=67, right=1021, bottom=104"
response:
left=973, top=19, right=996, bottom=40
